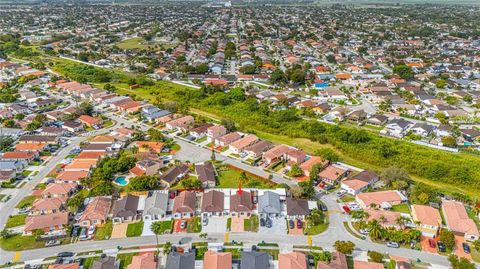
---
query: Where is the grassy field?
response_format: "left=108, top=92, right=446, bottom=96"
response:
left=216, top=164, right=279, bottom=189
left=0, top=234, right=44, bottom=251
left=94, top=221, right=113, bottom=240
left=15, top=195, right=37, bottom=209
left=116, top=37, right=175, bottom=50
left=391, top=204, right=411, bottom=214
left=126, top=221, right=144, bottom=237
left=5, top=215, right=27, bottom=228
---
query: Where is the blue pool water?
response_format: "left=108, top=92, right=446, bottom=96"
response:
left=114, top=176, right=128, bottom=186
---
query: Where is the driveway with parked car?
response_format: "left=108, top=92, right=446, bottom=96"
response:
left=259, top=216, right=286, bottom=235
left=202, top=216, right=227, bottom=233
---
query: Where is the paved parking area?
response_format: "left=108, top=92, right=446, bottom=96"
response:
left=202, top=216, right=227, bottom=233
left=287, top=219, right=303, bottom=235
left=231, top=216, right=245, bottom=232
left=111, top=223, right=128, bottom=239
left=454, top=235, right=472, bottom=260
left=259, top=217, right=286, bottom=235
left=420, top=236, right=437, bottom=253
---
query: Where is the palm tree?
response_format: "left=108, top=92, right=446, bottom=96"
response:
left=151, top=221, right=166, bottom=257
left=163, top=241, right=172, bottom=255
left=368, top=220, right=383, bottom=240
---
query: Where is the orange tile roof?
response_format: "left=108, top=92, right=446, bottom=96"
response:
left=354, top=261, right=383, bottom=269
left=15, top=143, right=47, bottom=151
left=65, top=159, right=97, bottom=171
left=203, top=251, right=232, bottom=269
left=75, top=152, right=105, bottom=160
left=79, top=115, right=102, bottom=126
left=48, top=264, right=79, bottom=269
left=442, top=200, right=479, bottom=236
left=56, top=171, right=89, bottom=182
left=42, top=183, right=77, bottom=196
left=318, top=165, right=347, bottom=181
left=411, top=204, right=441, bottom=227
left=90, top=135, right=115, bottom=143
left=279, top=252, right=307, bottom=269
left=335, top=73, right=352, bottom=79
left=127, top=253, right=157, bottom=269
left=2, top=151, right=36, bottom=159
left=130, top=166, right=145, bottom=177
left=135, top=141, right=164, bottom=153
left=25, top=212, right=69, bottom=232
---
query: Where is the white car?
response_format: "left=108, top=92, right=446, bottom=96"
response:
left=87, top=225, right=95, bottom=235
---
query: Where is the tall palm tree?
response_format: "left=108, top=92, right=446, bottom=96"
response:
left=368, top=220, right=383, bottom=240
left=163, top=241, right=172, bottom=256
left=151, top=221, right=166, bottom=258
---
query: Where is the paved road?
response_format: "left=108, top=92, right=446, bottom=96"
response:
left=0, top=112, right=457, bottom=268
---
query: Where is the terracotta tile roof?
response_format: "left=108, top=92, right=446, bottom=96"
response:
left=130, top=166, right=145, bottom=177
left=75, top=152, right=105, bottom=160
left=25, top=212, right=69, bottom=232
left=31, top=197, right=66, bottom=211
left=56, top=171, right=89, bottom=182
left=79, top=115, right=102, bottom=125
left=48, top=263, right=80, bottom=269
left=42, top=183, right=77, bottom=196
left=135, top=141, right=164, bottom=153
left=411, top=204, right=441, bottom=227
left=230, top=191, right=253, bottom=213
left=318, top=165, right=347, bottom=181
left=127, top=253, right=157, bottom=269
left=2, top=151, right=36, bottom=159
left=230, top=135, right=258, bottom=151
left=299, top=156, right=328, bottom=174
left=279, top=252, right=307, bottom=269
left=365, top=208, right=402, bottom=227
left=442, top=200, right=479, bottom=236
left=356, top=190, right=405, bottom=208
left=201, top=190, right=224, bottom=213
left=203, top=251, right=232, bottom=269
left=354, top=261, right=383, bottom=269
left=64, top=159, right=97, bottom=171
left=316, top=252, right=347, bottom=269
left=79, top=196, right=112, bottom=224
left=173, top=191, right=196, bottom=214
left=341, top=179, right=369, bottom=191
left=90, top=135, right=115, bottom=143
left=15, top=143, right=47, bottom=151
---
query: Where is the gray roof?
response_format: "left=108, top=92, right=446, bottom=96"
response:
left=411, top=123, right=435, bottom=134
left=240, top=251, right=270, bottom=269
left=166, top=252, right=195, bottom=269
left=144, top=191, right=169, bottom=216
left=91, top=256, right=117, bottom=269
left=258, top=191, right=281, bottom=214
left=112, top=194, right=139, bottom=219
left=387, top=118, right=413, bottom=129
left=0, top=160, right=26, bottom=171
left=195, top=162, right=216, bottom=184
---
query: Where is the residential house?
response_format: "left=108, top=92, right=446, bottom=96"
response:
left=135, top=141, right=164, bottom=154
left=263, top=144, right=306, bottom=166
left=385, top=118, right=413, bottom=137
left=1, top=151, right=38, bottom=163
left=160, top=164, right=190, bottom=187
left=365, top=208, right=403, bottom=229
left=316, top=252, right=348, bottom=269
left=195, top=162, right=216, bottom=188
left=215, top=132, right=241, bottom=147
left=166, top=252, right=195, bottom=269
left=229, top=134, right=259, bottom=154
left=230, top=190, right=253, bottom=216
left=78, top=196, right=112, bottom=227
left=410, top=204, right=441, bottom=238
left=91, top=256, right=119, bottom=269
left=55, top=171, right=89, bottom=183
left=165, top=115, right=194, bottom=131
left=112, top=194, right=141, bottom=223
left=201, top=190, right=225, bottom=216
left=354, top=260, right=384, bottom=269
left=130, top=159, right=162, bottom=177
left=189, top=124, right=214, bottom=139
left=24, top=212, right=69, bottom=235
left=143, top=191, right=170, bottom=221
left=286, top=198, right=310, bottom=220
left=299, top=156, right=329, bottom=178
left=203, top=251, right=232, bottom=269
left=207, top=125, right=227, bottom=142
left=243, top=140, right=273, bottom=160
left=141, top=105, right=171, bottom=122
left=341, top=170, right=378, bottom=195
left=318, top=164, right=349, bottom=185
left=258, top=191, right=282, bottom=218
left=366, top=114, right=388, bottom=126
left=42, top=183, right=77, bottom=199
left=279, top=252, right=307, bottom=269
left=173, top=191, right=197, bottom=219
left=30, top=197, right=66, bottom=215
left=62, top=120, right=84, bottom=132
left=442, top=199, right=479, bottom=241
left=127, top=253, right=157, bottom=269
left=347, top=110, right=368, bottom=122
left=410, top=123, right=435, bottom=137
left=78, top=115, right=103, bottom=129
left=240, top=251, right=270, bottom=269
left=356, top=190, right=408, bottom=209
left=48, top=264, right=80, bottom=269
left=0, top=160, right=26, bottom=173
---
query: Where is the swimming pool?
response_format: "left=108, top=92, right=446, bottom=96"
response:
left=114, top=176, right=128, bottom=186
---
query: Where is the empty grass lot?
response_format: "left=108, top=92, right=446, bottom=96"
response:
left=216, top=164, right=279, bottom=189
left=5, top=214, right=27, bottom=228
left=0, top=234, right=44, bottom=251
left=126, top=221, right=144, bottom=237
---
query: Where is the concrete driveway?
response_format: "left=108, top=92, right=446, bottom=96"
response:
left=231, top=216, right=245, bottom=233
left=202, top=216, right=227, bottom=233
left=259, top=216, right=286, bottom=235
left=111, top=223, right=128, bottom=239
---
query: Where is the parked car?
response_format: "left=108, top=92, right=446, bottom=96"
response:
left=342, top=205, right=350, bottom=214
left=428, top=239, right=436, bottom=248
left=359, top=229, right=370, bottom=235
left=260, top=218, right=265, bottom=227
left=202, top=218, right=208, bottom=226
left=463, top=243, right=470, bottom=254
left=18, top=208, right=30, bottom=214
left=180, top=220, right=187, bottom=229
left=79, top=227, right=90, bottom=241
left=386, top=241, right=399, bottom=248
left=296, top=219, right=303, bottom=229
left=87, top=225, right=95, bottom=235
left=437, top=241, right=446, bottom=252
left=307, top=255, right=315, bottom=266
left=266, top=218, right=272, bottom=228
left=289, top=220, right=295, bottom=229
left=319, top=203, right=328, bottom=211
left=57, top=252, right=74, bottom=258
left=45, top=240, right=61, bottom=247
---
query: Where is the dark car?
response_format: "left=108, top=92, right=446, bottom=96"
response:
left=71, top=226, right=80, bottom=237
left=289, top=220, right=294, bottom=229
left=297, top=219, right=303, bottom=229
left=319, top=203, right=328, bottom=211
left=57, top=252, right=74, bottom=258
left=307, top=255, right=315, bottom=266
left=260, top=218, right=265, bottom=227
left=463, top=243, right=471, bottom=254
left=266, top=218, right=272, bottom=228
left=437, top=241, right=446, bottom=252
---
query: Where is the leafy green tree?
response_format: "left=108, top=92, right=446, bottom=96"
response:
left=436, top=79, right=446, bottom=89
left=299, top=180, right=315, bottom=199
left=334, top=240, right=355, bottom=255
left=181, top=177, right=202, bottom=190
left=448, top=254, right=475, bottom=269
left=128, top=176, right=159, bottom=191
left=440, top=229, right=455, bottom=249
left=368, top=220, right=383, bottom=239
left=78, top=101, right=94, bottom=116
left=367, top=251, right=384, bottom=263
left=393, top=65, right=414, bottom=80
left=309, top=163, right=323, bottom=182
left=314, top=148, right=340, bottom=162
left=441, top=136, right=457, bottom=148
left=287, top=164, right=303, bottom=177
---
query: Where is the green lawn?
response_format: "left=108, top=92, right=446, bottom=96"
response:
left=126, top=221, right=144, bottom=237
left=225, top=248, right=241, bottom=259
left=116, top=38, right=175, bottom=50
left=0, top=234, right=44, bottom=251
left=21, top=170, right=32, bottom=176
left=216, top=164, right=278, bottom=189
left=94, top=221, right=113, bottom=240
left=151, top=220, right=173, bottom=234
left=15, top=195, right=37, bottom=209
left=244, top=215, right=259, bottom=232
left=227, top=218, right=232, bottom=231
left=196, top=136, right=208, bottom=143
left=391, top=204, right=411, bottom=214
left=187, top=217, right=202, bottom=233
left=304, top=218, right=329, bottom=235
left=117, top=252, right=138, bottom=269
left=5, top=215, right=27, bottom=228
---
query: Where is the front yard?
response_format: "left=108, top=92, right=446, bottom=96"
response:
left=15, top=195, right=37, bottom=209
left=5, top=214, right=27, bottom=228
left=126, top=221, right=144, bottom=237
left=391, top=204, right=411, bottom=214
left=152, top=220, right=174, bottom=234
left=94, top=221, right=113, bottom=240
left=0, top=234, right=44, bottom=251
left=187, top=217, right=202, bottom=233
left=244, top=215, right=259, bottom=232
